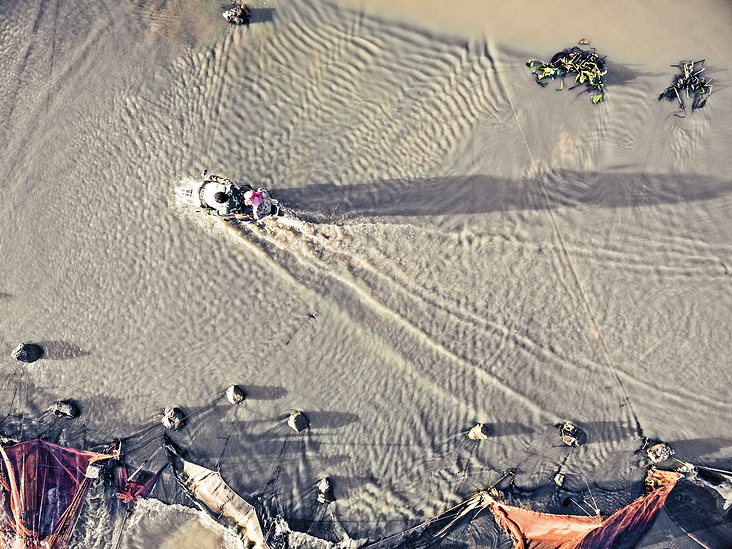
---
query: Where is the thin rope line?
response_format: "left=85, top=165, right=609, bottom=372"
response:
left=18, top=366, right=26, bottom=442
left=216, top=403, right=240, bottom=470
left=494, top=62, right=643, bottom=437
left=0, top=364, right=24, bottom=428
left=112, top=506, right=133, bottom=549
left=207, top=78, right=227, bottom=173
left=568, top=497, right=596, bottom=519
left=207, top=29, right=232, bottom=173
left=576, top=465, right=601, bottom=521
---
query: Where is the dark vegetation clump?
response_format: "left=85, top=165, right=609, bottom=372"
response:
left=527, top=46, right=607, bottom=104
left=659, top=60, right=712, bottom=113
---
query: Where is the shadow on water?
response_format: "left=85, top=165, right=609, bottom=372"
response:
left=667, top=437, right=732, bottom=461
left=571, top=420, right=639, bottom=444
left=37, top=340, right=90, bottom=360
left=490, top=422, right=536, bottom=437
left=243, top=385, right=289, bottom=401
left=603, top=61, right=656, bottom=88
left=251, top=7, right=276, bottom=23
left=306, top=411, right=359, bottom=430
left=275, top=171, right=732, bottom=220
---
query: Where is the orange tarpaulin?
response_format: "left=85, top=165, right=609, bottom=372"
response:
left=488, top=469, right=681, bottom=549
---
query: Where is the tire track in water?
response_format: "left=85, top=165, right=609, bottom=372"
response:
left=178, top=215, right=513, bottom=503
left=178, top=212, right=477, bottom=418
left=557, top=240, right=726, bottom=282
left=491, top=52, right=664, bottom=440
left=532, top=224, right=732, bottom=418
left=489, top=56, right=731, bottom=430
left=293, top=218, right=645, bottom=442
left=304, top=222, right=618, bottom=383
left=169, top=0, right=552, bottom=430
left=242, top=217, right=614, bottom=427
left=441, top=221, right=730, bottom=284
left=0, top=40, right=36, bottom=164
left=618, top=365, right=732, bottom=415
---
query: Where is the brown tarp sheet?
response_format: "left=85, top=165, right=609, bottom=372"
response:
left=179, top=458, right=269, bottom=549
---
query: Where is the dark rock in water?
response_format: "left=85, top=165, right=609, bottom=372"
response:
left=646, top=442, right=675, bottom=464
left=162, top=407, right=186, bottom=430
left=317, top=477, right=335, bottom=503
left=52, top=400, right=80, bottom=418
left=0, top=434, right=19, bottom=447
left=11, top=343, right=45, bottom=363
left=287, top=411, right=309, bottom=433
left=85, top=462, right=104, bottom=479
left=223, top=3, right=250, bottom=25
left=468, top=423, right=492, bottom=440
left=226, top=385, right=246, bottom=404
left=557, top=421, right=586, bottom=447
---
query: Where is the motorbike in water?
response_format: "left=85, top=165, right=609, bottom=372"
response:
left=181, top=171, right=282, bottom=223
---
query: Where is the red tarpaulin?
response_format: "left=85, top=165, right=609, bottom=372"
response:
left=116, top=463, right=163, bottom=504
left=488, top=469, right=681, bottom=549
left=0, top=439, right=114, bottom=549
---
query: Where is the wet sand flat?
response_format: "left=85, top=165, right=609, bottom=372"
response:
left=1, top=0, right=731, bottom=547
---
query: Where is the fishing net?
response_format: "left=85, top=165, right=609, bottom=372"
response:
left=365, top=492, right=492, bottom=549
left=0, top=439, right=114, bottom=549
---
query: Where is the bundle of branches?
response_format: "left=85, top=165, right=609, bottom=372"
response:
left=527, top=46, right=607, bottom=104
left=659, top=60, right=712, bottom=112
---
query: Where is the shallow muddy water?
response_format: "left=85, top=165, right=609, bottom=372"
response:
left=1, top=0, right=730, bottom=547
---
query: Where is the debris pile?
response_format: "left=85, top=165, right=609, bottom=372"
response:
left=316, top=477, right=335, bottom=503
left=52, top=400, right=80, bottom=418
left=659, top=60, right=712, bottom=112
left=527, top=46, right=607, bottom=104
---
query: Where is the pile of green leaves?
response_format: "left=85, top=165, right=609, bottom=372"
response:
left=659, top=60, right=712, bottom=112
left=527, top=47, right=607, bottom=104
